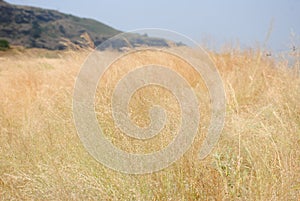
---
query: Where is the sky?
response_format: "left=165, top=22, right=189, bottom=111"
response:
left=6, top=0, right=300, bottom=52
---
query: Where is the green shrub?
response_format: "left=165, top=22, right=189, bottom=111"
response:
left=0, top=39, right=10, bottom=51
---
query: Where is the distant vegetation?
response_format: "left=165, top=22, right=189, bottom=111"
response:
left=0, top=39, right=9, bottom=51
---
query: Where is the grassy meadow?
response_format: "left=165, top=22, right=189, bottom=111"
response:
left=0, top=46, right=299, bottom=200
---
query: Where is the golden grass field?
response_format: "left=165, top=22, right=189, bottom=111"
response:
left=0, top=46, right=299, bottom=200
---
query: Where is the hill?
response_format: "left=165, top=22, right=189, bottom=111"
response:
left=0, top=1, right=179, bottom=50
left=0, top=0, right=121, bottom=50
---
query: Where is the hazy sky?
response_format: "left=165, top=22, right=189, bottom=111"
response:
left=7, top=0, right=300, bottom=52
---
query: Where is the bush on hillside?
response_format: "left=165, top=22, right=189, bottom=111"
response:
left=0, top=39, right=10, bottom=51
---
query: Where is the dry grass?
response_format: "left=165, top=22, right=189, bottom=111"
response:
left=0, top=47, right=299, bottom=200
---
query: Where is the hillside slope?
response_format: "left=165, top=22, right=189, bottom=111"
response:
left=0, top=0, right=120, bottom=50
